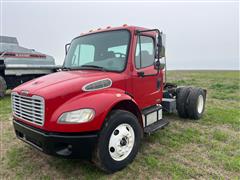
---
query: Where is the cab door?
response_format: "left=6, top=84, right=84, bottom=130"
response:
left=132, top=35, right=162, bottom=109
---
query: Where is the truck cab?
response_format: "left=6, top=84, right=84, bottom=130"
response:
left=12, top=25, right=206, bottom=173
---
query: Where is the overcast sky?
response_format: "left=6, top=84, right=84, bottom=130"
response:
left=1, top=1, right=239, bottom=69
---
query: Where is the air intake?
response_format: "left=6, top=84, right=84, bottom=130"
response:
left=82, top=78, right=112, bottom=92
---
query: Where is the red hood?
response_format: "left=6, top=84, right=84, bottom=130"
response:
left=13, top=70, right=118, bottom=98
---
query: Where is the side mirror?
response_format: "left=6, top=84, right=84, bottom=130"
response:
left=159, top=46, right=165, bottom=59
left=65, top=43, right=70, bottom=55
left=157, top=33, right=166, bottom=59
left=155, top=46, right=165, bottom=59
left=155, top=33, right=166, bottom=70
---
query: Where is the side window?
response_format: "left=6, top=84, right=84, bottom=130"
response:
left=71, top=44, right=95, bottom=66
left=135, top=36, right=155, bottom=69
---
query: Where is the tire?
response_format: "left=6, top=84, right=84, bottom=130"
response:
left=93, top=110, right=142, bottom=173
left=0, top=76, right=7, bottom=97
left=186, top=88, right=206, bottom=120
left=176, top=87, right=191, bottom=118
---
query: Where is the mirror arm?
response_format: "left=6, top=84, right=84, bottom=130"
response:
left=65, top=43, right=70, bottom=55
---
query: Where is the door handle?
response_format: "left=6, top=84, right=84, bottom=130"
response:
left=137, top=71, right=145, bottom=77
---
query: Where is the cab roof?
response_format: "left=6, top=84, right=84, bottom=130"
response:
left=78, top=25, right=150, bottom=37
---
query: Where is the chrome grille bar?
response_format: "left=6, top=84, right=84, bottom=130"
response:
left=13, top=106, right=43, bottom=116
left=11, top=92, right=45, bottom=126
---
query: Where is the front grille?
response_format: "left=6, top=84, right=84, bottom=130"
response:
left=11, top=92, right=45, bottom=126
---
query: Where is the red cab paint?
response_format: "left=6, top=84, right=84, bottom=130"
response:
left=12, top=26, right=164, bottom=133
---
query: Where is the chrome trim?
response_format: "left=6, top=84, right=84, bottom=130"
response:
left=11, top=92, right=45, bottom=126
left=82, top=78, right=112, bottom=92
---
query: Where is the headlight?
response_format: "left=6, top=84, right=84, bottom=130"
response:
left=58, top=109, right=95, bottom=124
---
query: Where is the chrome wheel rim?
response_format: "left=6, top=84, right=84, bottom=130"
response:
left=108, top=123, right=135, bottom=161
left=197, top=95, right=204, bottom=114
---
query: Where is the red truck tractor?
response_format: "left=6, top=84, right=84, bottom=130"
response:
left=12, top=25, right=206, bottom=173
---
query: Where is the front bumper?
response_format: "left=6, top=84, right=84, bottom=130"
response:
left=13, top=120, right=98, bottom=158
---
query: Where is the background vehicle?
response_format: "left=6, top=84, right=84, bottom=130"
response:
left=0, top=36, right=59, bottom=97
left=11, top=25, right=206, bottom=173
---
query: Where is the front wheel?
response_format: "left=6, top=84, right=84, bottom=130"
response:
left=93, top=110, right=142, bottom=173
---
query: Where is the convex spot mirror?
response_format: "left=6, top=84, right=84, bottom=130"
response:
left=154, top=59, right=165, bottom=70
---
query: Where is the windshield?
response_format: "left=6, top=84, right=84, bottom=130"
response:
left=64, top=30, right=130, bottom=72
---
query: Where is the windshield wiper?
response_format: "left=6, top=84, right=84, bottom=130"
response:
left=61, top=66, right=72, bottom=71
left=61, top=65, right=106, bottom=71
left=80, top=65, right=107, bottom=71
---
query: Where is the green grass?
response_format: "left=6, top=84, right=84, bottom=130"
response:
left=0, top=91, right=12, bottom=120
left=204, top=107, right=240, bottom=130
left=144, top=155, right=159, bottom=168
left=0, top=70, right=240, bottom=179
left=212, top=130, right=229, bottom=142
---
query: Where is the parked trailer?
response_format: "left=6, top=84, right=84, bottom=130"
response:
left=0, top=36, right=59, bottom=97
left=11, top=25, right=206, bottom=173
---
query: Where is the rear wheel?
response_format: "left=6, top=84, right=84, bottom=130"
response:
left=176, top=87, right=191, bottom=118
left=0, top=76, right=7, bottom=97
left=186, top=88, right=206, bottom=120
left=93, top=110, right=142, bottom=173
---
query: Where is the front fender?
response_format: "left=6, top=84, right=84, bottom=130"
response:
left=46, top=88, right=136, bottom=132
